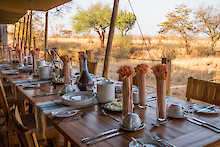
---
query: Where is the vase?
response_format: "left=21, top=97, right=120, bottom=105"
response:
left=122, top=77, right=133, bottom=117
left=156, top=79, right=167, bottom=121
left=138, top=72, right=146, bottom=106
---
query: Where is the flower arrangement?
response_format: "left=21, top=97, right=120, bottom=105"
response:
left=151, top=64, right=168, bottom=80
left=135, top=64, right=149, bottom=73
left=117, top=65, right=135, bottom=79
left=61, top=55, right=70, bottom=62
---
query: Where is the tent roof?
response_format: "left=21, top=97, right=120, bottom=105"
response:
left=0, top=0, right=71, bottom=24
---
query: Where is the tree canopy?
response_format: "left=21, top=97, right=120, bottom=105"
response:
left=159, top=4, right=194, bottom=55
left=194, top=6, right=220, bottom=54
left=116, top=10, right=136, bottom=36
left=72, top=3, right=112, bottom=48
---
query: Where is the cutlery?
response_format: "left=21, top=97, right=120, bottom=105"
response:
left=101, top=109, right=121, bottom=123
left=81, top=128, right=119, bottom=143
left=189, top=116, right=220, bottom=131
left=86, top=131, right=124, bottom=145
left=131, top=137, right=146, bottom=147
left=150, top=133, right=176, bottom=147
left=32, top=93, right=61, bottom=98
left=187, top=118, right=220, bottom=133
left=197, top=105, right=215, bottom=113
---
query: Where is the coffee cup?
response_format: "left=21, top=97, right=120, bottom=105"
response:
left=97, top=81, right=115, bottom=103
left=168, top=104, right=184, bottom=118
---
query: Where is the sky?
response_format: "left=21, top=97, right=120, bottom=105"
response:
left=48, top=0, right=220, bottom=36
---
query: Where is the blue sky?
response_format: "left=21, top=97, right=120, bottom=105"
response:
left=48, top=0, right=220, bottom=36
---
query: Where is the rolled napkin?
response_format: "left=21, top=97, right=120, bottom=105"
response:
left=61, top=55, right=71, bottom=84
left=135, top=64, right=149, bottom=106
left=152, top=64, right=168, bottom=121
left=117, top=65, right=135, bottom=117
left=78, top=51, right=85, bottom=73
left=31, top=50, right=37, bottom=73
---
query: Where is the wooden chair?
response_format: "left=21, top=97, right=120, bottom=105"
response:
left=212, top=82, right=220, bottom=106
left=87, top=61, right=98, bottom=75
left=9, top=109, right=55, bottom=147
left=0, top=79, right=61, bottom=146
left=186, top=77, right=216, bottom=104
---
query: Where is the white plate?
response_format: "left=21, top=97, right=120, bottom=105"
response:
left=129, top=138, right=159, bottom=147
left=51, top=110, right=79, bottom=118
left=193, top=105, right=220, bottom=114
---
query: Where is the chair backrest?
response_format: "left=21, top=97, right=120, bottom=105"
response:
left=0, top=79, right=10, bottom=119
left=10, top=109, right=39, bottom=147
left=186, top=77, right=216, bottom=104
left=212, top=82, right=220, bottom=106
left=87, top=61, right=98, bottom=75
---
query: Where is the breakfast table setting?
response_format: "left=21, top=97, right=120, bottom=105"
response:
left=0, top=49, right=220, bottom=147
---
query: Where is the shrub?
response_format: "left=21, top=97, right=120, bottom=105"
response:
left=113, top=36, right=133, bottom=58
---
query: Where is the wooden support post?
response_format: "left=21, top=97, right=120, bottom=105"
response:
left=13, top=24, right=16, bottom=48
left=44, top=11, right=48, bottom=60
left=162, top=57, right=171, bottom=96
left=29, top=10, right=32, bottom=54
left=33, top=36, right=36, bottom=50
left=21, top=16, right=25, bottom=50
left=24, top=11, right=29, bottom=56
left=102, top=0, right=120, bottom=78
left=17, top=21, right=21, bottom=47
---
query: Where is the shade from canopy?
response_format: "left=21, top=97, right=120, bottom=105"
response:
left=0, top=0, right=71, bottom=24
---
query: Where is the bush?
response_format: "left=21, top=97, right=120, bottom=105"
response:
left=113, top=36, right=133, bottom=58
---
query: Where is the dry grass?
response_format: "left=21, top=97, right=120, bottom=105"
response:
left=43, top=36, right=220, bottom=98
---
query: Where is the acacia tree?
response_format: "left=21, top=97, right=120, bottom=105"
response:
left=159, top=4, right=194, bottom=55
left=116, top=10, right=136, bottom=36
left=195, top=6, right=220, bottom=54
left=73, top=3, right=112, bottom=48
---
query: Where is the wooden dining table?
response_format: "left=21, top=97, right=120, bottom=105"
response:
left=1, top=63, right=220, bottom=147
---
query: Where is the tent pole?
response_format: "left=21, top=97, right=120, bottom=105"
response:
left=102, top=0, right=120, bottom=78
left=21, top=16, right=26, bottom=50
left=17, top=21, right=21, bottom=48
left=44, top=11, right=48, bottom=60
left=24, top=11, right=29, bottom=56
left=29, top=10, right=32, bottom=55
left=13, top=23, right=17, bottom=48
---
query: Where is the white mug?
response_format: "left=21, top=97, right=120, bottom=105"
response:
left=97, top=81, right=115, bottom=103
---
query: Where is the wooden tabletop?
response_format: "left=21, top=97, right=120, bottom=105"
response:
left=1, top=63, right=220, bottom=147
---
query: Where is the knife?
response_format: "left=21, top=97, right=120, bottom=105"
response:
left=81, top=128, right=119, bottom=143
left=86, top=131, right=124, bottom=145
left=190, top=116, right=220, bottom=131
left=187, top=118, right=220, bottom=133
left=197, top=105, right=215, bottom=113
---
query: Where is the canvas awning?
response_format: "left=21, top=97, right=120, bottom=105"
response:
left=0, top=0, right=71, bottom=24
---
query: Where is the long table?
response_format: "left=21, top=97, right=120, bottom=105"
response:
left=1, top=64, right=220, bottom=147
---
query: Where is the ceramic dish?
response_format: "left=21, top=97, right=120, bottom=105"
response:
left=120, top=123, right=145, bottom=132
left=62, top=91, right=96, bottom=108
left=193, top=104, right=220, bottom=114
left=129, top=138, right=160, bottom=147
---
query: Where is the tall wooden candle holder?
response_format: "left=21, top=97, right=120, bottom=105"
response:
left=31, top=50, right=37, bottom=73
left=78, top=51, right=84, bottom=74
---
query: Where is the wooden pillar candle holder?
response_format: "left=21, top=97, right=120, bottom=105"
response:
left=117, top=65, right=135, bottom=117
left=8, top=47, right=12, bottom=61
left=135, top=64, right=149, bottom=106
left=61, top=55, right=71, bottom=84
left=18, top=49, right=24, bottom=64
left=152, top=64, right=168, bottom=121
left=31, top=50, right=37, bottom=73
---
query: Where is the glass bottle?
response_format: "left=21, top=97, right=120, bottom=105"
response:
left=77, top=55, right=94, bottom=91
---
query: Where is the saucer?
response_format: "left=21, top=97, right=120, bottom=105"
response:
left=168, top=113, right=185, bottom=119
